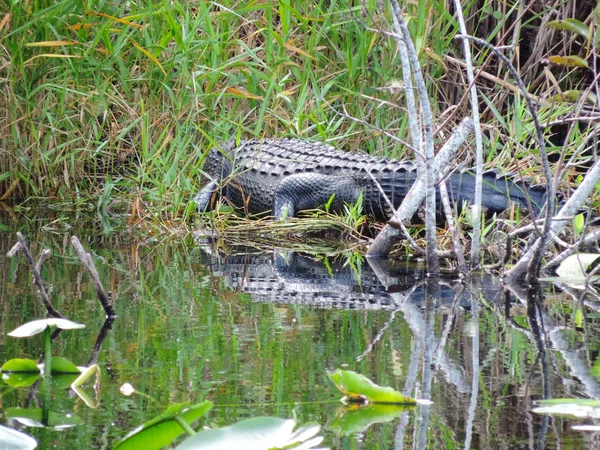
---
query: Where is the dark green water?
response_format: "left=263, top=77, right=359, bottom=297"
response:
left=1, top=220, right=599, bottom=449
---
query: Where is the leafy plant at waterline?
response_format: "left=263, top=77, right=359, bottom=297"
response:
left=114, top=383, right=327, bottom=450
left=0, top=319, right=92, bottom=431
left=2, top=319, right=85, bottom=377
left=326, top=369, right=418, bottom=437
left=327, top=369, right=417, bottom=404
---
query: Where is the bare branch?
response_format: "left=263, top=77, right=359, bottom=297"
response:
left=457, top=34, right=555, bottom=282
left=367, top=117, right=474, bottom=257
left=71, top=236, right=116, bottom=318
left=452, top=0, right=484, bottom=265
left=12, top=233, right=63, bottom=319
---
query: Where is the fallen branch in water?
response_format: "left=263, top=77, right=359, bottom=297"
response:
left=8, top=233, right=63, bottom=319
left=71, top=236, right=116, bottom=318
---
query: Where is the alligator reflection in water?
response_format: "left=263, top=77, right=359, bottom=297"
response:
left=201, top=249, right=502, bottom=310
left=200, top=248, right=500, bottom=397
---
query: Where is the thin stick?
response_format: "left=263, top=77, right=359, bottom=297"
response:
left=456, top=34, right=555, bottom=282
left=13, top=233, right=63, bottom=319
left=391, top=0, right=439, bottom=274
left=71, top=236, right=116, bottom=318
left=367, top=117, right=474, bottom=257
left=452, top=0, right=484, bottom=265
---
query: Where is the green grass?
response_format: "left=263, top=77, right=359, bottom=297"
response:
left=1, top=0, right=598, bottom=249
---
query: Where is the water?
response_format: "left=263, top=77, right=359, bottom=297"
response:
left=1, top=222, right=599, bottom=449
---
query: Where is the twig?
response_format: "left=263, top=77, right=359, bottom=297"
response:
left=367, top=117, right=474, bottom=257
left=452, top=0, right=484, bottom=265
left=71, top=236, right=116, bottom=318
left=325, top=101, right=417, bottom=152
left=439, top=182, right=467, bottom=272
left=12, top=233, right=63, bottom=319
left=505, top=158, right=600, bottom=282
left=391, top=0, right=439, bottom=274
left=456, top=34, right=555, bottom=283
left=543, top=229, right=600, bottom=273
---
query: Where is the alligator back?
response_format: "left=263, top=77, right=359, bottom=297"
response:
left=197, top=138, right=547, bottom=220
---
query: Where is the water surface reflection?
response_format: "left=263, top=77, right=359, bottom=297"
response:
left=0, top=229, right=599, bottom=449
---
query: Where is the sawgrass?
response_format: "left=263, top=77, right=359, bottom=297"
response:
left=1, top=0, right=598, bottom=242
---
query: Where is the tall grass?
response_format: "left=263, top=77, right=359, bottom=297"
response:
left=1, top=0, right=597, bottom=230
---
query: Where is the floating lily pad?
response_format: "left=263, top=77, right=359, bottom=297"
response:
left=8, top=319, right=85, bottom=338
left=0, top=425, right=37, bottom=450
left=1, top=358, right=41, bottom=374
left=176, top=417, right=325, bottom=450
left=327, top=369, right=416, bottom=404
left=115, top=400, right=213, bottom=450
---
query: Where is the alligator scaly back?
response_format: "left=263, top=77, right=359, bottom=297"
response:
left=194, top=138, right=547, bottom=220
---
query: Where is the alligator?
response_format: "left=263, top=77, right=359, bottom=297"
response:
left=194, top=138, right=547, bottom=221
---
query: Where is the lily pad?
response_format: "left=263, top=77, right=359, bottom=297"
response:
left=1, top=358, right=41, bottom=374
left=176, top=416, right=325, bottom=450
left=0, top=425, right=37, bottom=450
left=8, top=319, right=85, bottom=338
left=50, top=357, right=80, bottom=374
left=115, top=400, right=213, bottom=450
left=71, top=364, right=99, bottom=388
left=327, top=369, right=416, bottom=404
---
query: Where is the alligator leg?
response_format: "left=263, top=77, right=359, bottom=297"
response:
left=193, top=181, right=218, bottom=212
left=273, top=173, right=361, bottom=220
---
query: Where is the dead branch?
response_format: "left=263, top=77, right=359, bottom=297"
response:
left=71, top=236, right=116, bottom=318
left=10, top=233, right=63, bottom=319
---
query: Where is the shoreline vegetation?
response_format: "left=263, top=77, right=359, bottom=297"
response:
left=2, top=1, right=600, bottom=278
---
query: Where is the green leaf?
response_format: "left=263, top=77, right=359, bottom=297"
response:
left=50, top=357, right=80, bottom=374
left=8, top=319, right=85, bottom=338
left=548, top=55, right=588, bottom=68
left=329, top=404, right=412, bottom=435
left=591, top=357, right=600, bottom=377
left=548, top=19, right=591, bottom=41
left=71, top=364, right=99, bottom=388
left=1, top=372, right=39, bottom=388
left=5, top=408, right=82, bottom=428
left=176, top=417, right=324, bottom=450
left=574, top=213, right=585, bottom=234
left=327, top=369, right=416, bottom=404
left=115, top=401, right=213, bottom=450
left=1, top=359, right=41, bottom=373
left=0, top=425, right=37, bottom=450
left=547, top=90, right=597, bottom=104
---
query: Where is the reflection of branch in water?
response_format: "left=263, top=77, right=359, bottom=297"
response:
left=505, top=282, right=600, bottom=399
left=87, top=318, right=116, bottom=366
left=355, top=284, right=421, bottom=362
left=463, top=287, right=479, bottom=450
